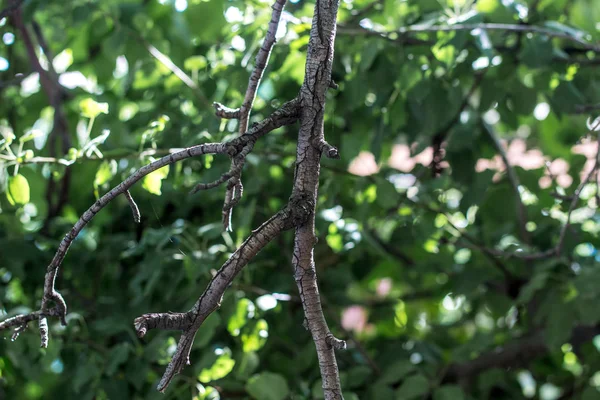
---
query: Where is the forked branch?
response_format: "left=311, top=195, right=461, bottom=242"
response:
left=134, top=197, right=311, bottom=391
left=0, top=100, right=300, bottom=345
left=218, top=0, right=289, bottom=230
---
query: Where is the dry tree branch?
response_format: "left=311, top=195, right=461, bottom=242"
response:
left=290, top=0, right=345, bottom=398
left=0, top=99, right=300, bottom=345
left=134, top=198, right=310, bottom=391
left=1, top=0, right=346, bottom=396
left=39, top=143, right=227, bottom=334
left=219, top=0, right=288, bottom=231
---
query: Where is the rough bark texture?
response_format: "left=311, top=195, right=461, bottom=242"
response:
left=0, top=0, right=344, bottom=396
left=292, top=0, right=343, bottom=398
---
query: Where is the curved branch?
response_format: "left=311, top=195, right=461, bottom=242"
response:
left=136, top=201, right=308, bottom=391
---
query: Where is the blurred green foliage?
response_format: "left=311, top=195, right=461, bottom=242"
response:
left=1, top=0, right=600, bottom=399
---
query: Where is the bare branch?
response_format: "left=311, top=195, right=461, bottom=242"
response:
left=291, top=0, right=344, bottom=398
left=0, top=307, right=62, bottom=337
left=138, top=204, right=305, bottom=391
left=213, top=102, right=240, bottom=119
left=38, top=143, right=226, bottom=324
left=314, top=139, right=340, bottom=159
left=38, top=316, right=48, bottom=348
left=134, top=312, right=194, bottom=338
left=124, top=190, right=141, bottom=223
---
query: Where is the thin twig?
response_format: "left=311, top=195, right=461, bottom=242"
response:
left=124, top=190, right=141, bottom=223
left=338, top=22, right=600, bottom=52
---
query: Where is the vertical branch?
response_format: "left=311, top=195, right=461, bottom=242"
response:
left=13, top=8, right=73, bottom=226
left=291, top=0, right=344, bottom=398
left=222, top=0, right=288, bottom=230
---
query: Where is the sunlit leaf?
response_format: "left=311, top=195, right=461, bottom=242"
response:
left=246, top=372, right=289, bottom=400
left=7, top=174, right=30, bottom=205
left=80, top=98, right=109, bottom=119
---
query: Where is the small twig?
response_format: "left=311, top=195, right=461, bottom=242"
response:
left=124, top=190, right=141, bottom=223
left=315, top=139, right=340, bottom=159
left=575, top=103, right=600, bottom=114
left=213, top=102, right=240, bottom=119
left=0, top=73, right=29, bottom=89
left=38, top=316, right=48, bottom=348
left=338, top=22, right=600, bottom=52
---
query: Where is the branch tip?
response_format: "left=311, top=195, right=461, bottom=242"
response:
left=39, top=317, right=49, bottom=348
left=213, top=102, right=240, bottom=119
left=124, top=190, right=141, bottom=223
left=326, top=334, right=347, bottom=350
left=315, top=139, right=340, bottom=159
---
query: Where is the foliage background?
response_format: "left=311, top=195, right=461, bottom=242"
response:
left=1, top=0, right=600, bottom=399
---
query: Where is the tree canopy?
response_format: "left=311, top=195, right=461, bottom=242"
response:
left=1, top=0, right=600, bottom=399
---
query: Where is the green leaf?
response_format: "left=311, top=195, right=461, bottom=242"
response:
left=376, top=360, right=415, bottom=385
left=198, top=351, right=236, bottom=383
left=246, top=372, right=290, bottom=400
left=395, top=374, right=429, bottom=399
left=344, top=365, right=372, bottom=389
left=519, top=36, right=554, bottom=68
left=241, top=319, right=268, bottom=352
left=80, top=98, right=109, bottom=119
left=184, top=56, right=207, bottom=70
left=142, top=165, right=170, bottom=195
left=234, top=351, right=260, bottom=380
left=227, top=298, right=254, bottom=337
left=544, top=300, right=576, bottom=349
left=94, top=160, right=117, bottom=188
left=433, top=385, right=465, bottom=400
left=105, top=343, right=131, bottom=376
left=7, top=174, right=30, bottom=205
left=581, top=387, right=600, bottom=400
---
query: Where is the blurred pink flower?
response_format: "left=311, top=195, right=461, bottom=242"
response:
left=389, top=144, right=415, bottom=172
left=376, top=278, right=392, bottom=297
left=348, top=151, right=380, bottom=176
left=341, top=306, right=367, bottom=333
